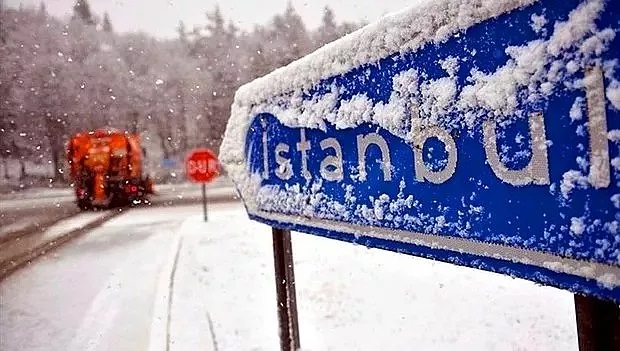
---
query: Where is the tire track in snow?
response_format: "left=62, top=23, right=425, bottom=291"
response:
left=166, top=236, right=183, bottom=351
left=150, top=216, right=219, bottom=351
left=148, top=223, right=183, bottom=351
left=68, top=219, right=182, bottom=351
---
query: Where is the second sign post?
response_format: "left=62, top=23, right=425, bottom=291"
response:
left=186, top=148, right=219, bottom=221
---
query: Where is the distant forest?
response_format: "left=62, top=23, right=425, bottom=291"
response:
left=0, top=0, right=362, bottom=182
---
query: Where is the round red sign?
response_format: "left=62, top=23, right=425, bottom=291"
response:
left=186, top=148, right=219, bottom=183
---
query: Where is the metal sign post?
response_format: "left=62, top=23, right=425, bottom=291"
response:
left=574, top=294, right=620, bottom=351
left=272, top=227, right=300, bottom=351
left=202, top=183, right=208, bottom=222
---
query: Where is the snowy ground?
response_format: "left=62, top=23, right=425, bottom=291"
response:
left=1, top=202, right=578, bottom=351
left=0, top=205, right=193, bottom=351
left=0, top=159, right=56, bottom=193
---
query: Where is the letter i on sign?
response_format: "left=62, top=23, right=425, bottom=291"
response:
left=297, top=129, right=312, bottom=180
left=584, top=66, right=610, bottom=188
left=262, top=119, right=269, bottom=179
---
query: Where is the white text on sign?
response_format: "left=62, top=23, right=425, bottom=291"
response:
left=188, top=159, right=218, bottom=175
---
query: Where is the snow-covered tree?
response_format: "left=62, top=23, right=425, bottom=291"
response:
left=73, top=0, right=95, bottom=25
left=185, top=5, right=243, bottom=148
left=0, top=3, right=358, bottom=184
left=177, top=21, right=187, bottom=44
left=38, top=1, right=46, bottom=16
left=313, top=6, right=361, bottom=49
left=314, top=6, right=339, bottom=47
left=1, top=8, right=59, bottom=179
left=102, top=12, right=113, bottom=33
left=269, top=2, right=312, bottom=67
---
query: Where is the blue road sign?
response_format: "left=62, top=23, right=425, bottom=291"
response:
left=221, top=0, right=620, bottom=301
left=160, top=158, right=178, bottom=169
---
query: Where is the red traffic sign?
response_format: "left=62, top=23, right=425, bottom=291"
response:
left=186, top=148, right=219, bottom=183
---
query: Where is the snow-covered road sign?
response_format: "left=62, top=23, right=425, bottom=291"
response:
left=220, top=0, right=620, bottom=302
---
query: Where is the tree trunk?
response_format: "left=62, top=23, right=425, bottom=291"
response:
left=158, top=130, right=170, bottom=159
left=48, top=134, right=64, bottom=182
left=43, top=115, right=66, bottom=182
left=2, top=157, right=9, bottom=179
left=178, top=87, right=188, bottom=152
left=164, top=112, right=176, bottom=156
left=19, top=158, right=26, bottom=180
left=131, top=111, right=139, bottom=133
left=51, top=148, right=63, bottom=182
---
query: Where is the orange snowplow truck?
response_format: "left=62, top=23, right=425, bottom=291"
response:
left=67, top=128, right=153, bottom=210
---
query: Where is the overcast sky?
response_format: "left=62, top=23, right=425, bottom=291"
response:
left=7, top=0, right=416, bottom=38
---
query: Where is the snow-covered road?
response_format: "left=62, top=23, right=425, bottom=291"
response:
left=0, top=205, right=193, bottom=351
left=1, top=202, right=579, bottom=351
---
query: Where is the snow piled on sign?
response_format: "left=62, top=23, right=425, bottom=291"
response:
left=232, top=0, right=536, bottom=107
left=247, top=0, right=615, bottom=135
left=255, top=178, right=483, bottom=237
left=608, top=79, right=620, bottom=109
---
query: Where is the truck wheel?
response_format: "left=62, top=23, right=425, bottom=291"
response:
left=77, top=199, right=92, bottom=211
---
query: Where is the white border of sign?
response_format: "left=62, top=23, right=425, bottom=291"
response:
left=251, top=209, right=620, bottom=288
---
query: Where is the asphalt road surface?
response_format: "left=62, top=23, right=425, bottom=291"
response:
left=0, top=179, right=237, bottom=236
